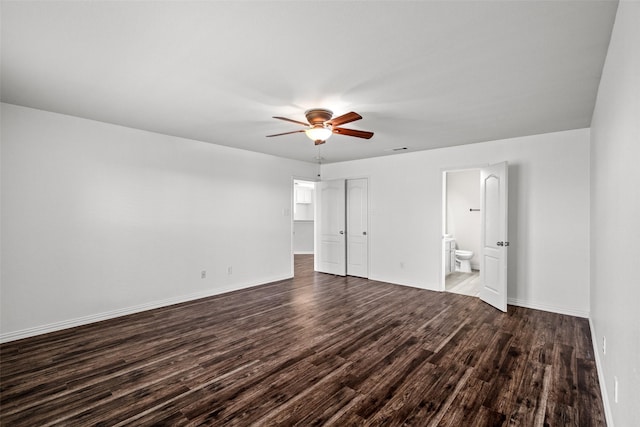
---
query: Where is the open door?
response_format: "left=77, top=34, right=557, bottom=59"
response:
left=480, top=162, right=508, bottom=311
left=315, top=179, right=346, bottom=276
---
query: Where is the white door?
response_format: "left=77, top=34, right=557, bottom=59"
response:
left=347, top=178, right=368, bottom=278
left=315, top=179, right=346, bottom=276
left=480, top=162, right=508, bottom=312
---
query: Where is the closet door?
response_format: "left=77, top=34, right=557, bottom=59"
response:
left=347, top=178, right=368, bottom=278
left=315, top=180, right=346, bottom=276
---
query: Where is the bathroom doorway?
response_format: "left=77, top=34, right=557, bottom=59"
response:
left=442, top=162, right=509, bottom=311
left=442, top=168, right=482, bottom=297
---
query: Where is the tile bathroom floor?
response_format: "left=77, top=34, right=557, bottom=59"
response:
left=446, top=270, right=481, bottom=297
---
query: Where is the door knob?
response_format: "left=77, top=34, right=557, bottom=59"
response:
left=497, top=241, right=504, bottom=246
left=339, top=230, right=344, bottom=235
left=363, top=231, right=367, bottom=236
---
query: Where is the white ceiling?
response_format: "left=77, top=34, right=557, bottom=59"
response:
left=1, top=1, right=617, bottom=164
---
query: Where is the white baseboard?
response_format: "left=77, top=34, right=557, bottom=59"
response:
left=0, top=274, right=292, bottom=343
left=294, top=251, right=314, bottom=255
left=507, top=297, right=589, bottom=318
left=589, top=317, right=614, bottom=427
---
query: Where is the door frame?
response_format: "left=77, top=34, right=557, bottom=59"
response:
left=439, top=164, right=488, bottom=292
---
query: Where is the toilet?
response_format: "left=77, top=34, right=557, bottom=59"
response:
left=455, top=250, right=474, bottom=273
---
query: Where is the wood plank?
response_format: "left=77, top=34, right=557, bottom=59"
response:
left=0, top=255, right=606, bottom=426
left=576, top=358, right=606, bottom=427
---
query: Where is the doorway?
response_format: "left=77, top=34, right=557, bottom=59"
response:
left=293, top=179, right=316, bottom=274
left=293, top=180, right=315, bottom=254
left=443, top=169, right=482, bottom=297
left=441, top=162, right=509, bottom=312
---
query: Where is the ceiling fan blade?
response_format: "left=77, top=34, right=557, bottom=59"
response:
left=332, top=127, right=374, bottom=139
left=327, top=111, right=362, bottom=127
left=266, top=130, right=306, bottom=137
left=273, top=116, right=309, bottom=127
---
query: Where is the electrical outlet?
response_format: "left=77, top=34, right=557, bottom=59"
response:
left=614, top=376, right=619, bottom=403
left=227, top=266, right=233, bottom=275
left=201, top=270, right=206, bottom=279
left=603, top=336, right=606, bottom=355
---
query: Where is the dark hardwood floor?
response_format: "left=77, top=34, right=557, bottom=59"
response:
left=1, top=255, right=606, bottom=426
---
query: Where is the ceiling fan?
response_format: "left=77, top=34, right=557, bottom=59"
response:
left=266, top=109, right=374, bottom=145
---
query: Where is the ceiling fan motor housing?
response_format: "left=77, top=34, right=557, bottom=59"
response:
left=305, top=109, right=333, bottom=125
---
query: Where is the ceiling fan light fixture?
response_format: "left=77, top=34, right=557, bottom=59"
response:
left=305, top=126, right=332, bottom=142
left=268, top=109, right=372, bottom=144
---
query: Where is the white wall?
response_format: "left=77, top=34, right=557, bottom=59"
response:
left=293, top=221, right=314, bottom=254
left=321, top=128, right=591, bottom=317
left=590, top=2, right=640, bottom=425
left=446, top=169, right=481, bottom=269
left=0, top=103, right=319, bottom=341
